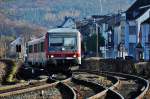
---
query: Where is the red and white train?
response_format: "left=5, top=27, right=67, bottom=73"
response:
left=27, top=28, right=81, bottom=71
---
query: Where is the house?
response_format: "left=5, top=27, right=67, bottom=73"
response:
left=56, top=15, right=128, bottom=59
left=58, top=16, right=77, bottom=29
left=76, top=15, right=108, bottom=56
left=141, top=17, right=150, bottom=60
left=102, top=13, right=128, bottom=58
left=9, top=37, right=26, bottom=59
left=76, top=16, right=106, bottom=38
left=125, top=0, right=150, bottom=61
left=76, top=14, right=127, bottom=58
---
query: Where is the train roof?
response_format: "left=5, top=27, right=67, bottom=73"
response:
left=47, top=28, right=79, bottom=33
left=27, top=28, right=80, bottom=45
left=28, top=36, right=45, bottom=45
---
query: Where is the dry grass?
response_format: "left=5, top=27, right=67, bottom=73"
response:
left=0, top=62, right=6, bottom=82
left=144, top=88, right=150, bottom=99
left=0, top=59, right=22, bottom=84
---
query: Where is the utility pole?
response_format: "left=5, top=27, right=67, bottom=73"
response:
left=99, top=0, right=103, bottom=15
left=93, top=18, right=100, bottom=57
left=96, top=23, right=99, bottom=57
left=4, top=38, right=6, bottom=59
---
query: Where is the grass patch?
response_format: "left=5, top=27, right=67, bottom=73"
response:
left=0, top=82, right=27, bottom=91
left=0, top=59, right=22, bottom=84
left=6, top=62, right=17, bottom=82
left=0, top=62, right=6, bottom=82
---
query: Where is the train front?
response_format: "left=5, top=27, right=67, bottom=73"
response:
left=45, top=28, right=81, bottom=72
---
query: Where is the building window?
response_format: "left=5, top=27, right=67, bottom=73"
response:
left=129, top=26, right=136, bottom=35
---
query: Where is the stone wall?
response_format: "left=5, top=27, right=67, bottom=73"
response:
left=134, top=62, right=150, bottom=77
left=81, top=58, right=136, bottom=74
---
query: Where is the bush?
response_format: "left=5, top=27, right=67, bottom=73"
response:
left=6, top=62, right=18, bottom=83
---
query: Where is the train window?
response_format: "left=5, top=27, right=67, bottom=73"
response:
left=41, top=42, right=44, bottom=52
left=64, top=37, right=76, bottom=47
left=29, top=45, right=33, bottom=53
left=38, top=43, right=41, bottom=52
left=49, top=38, right=63, bottom=46
left=34, top=44, right=38, bottom=53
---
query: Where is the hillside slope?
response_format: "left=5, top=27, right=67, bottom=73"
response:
left=0, top=0, right=135, bottom=28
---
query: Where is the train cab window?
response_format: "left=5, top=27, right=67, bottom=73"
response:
left=29, top=45, right=33, bottom=53
left=64, top=37, right=76, bottom=47
left=34, top=44, right=38, bottom=53
left=49, top=38, right=63, bottom=46
left=41, top=42, right=44, bottom=52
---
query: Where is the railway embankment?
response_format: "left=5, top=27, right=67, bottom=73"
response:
left=81, top=57, right=150, bottom=99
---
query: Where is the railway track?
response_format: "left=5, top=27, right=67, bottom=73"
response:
left=73, top=72, right=113, bottom=87
left=0, top=72, right=123, bottom=99
left=101, top=71, right=149, bottom=99
left=1, top=82, right=76, bottom=99
left=63, top=76, right=106, bottom=99
left=0, top=69, right=148, bottom=99
left=74, top=70, right=149, bottom=99
left=0, top=72, right=106, bottom=99
left=0, top=76, right=76, bottom=99
left=72, top=71, right=124, bottom=99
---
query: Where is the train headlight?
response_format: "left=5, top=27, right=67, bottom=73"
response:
left=51, top=55, right=54, bottom=58
left=73, top=54, right=76, bottom=58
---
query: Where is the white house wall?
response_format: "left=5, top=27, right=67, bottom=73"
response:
left=136, top=9, right=150, bottom=42
left=125, top=22, right=129, bottom=53
left=142, top=24, right=149, bottom=43
left=62, top=18, right=76, bottom=29
left=142, top=24, right=150, bottom=60
left=135, top=9, right=150, bottom=60
left=125, top=20, right=138, bottom=57
left=101, top=23, right=108, bottom=58
left=114, top=26, right=122, bottom=44
left=129, top=35, right=137, bottom=43
left=114, top=26, right=119, bottom=58
left=9, top=37, right=26, bottom=59
left=102, top=23, right=108, bottom=39
left=125, top=8, right=150, bottom=60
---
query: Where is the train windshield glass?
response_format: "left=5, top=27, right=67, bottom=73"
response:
left=49, top=35, right=77, bottom=51
left=64, top=38, right=75, bottom=47
left=49, top=38, right=63, bottom=46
